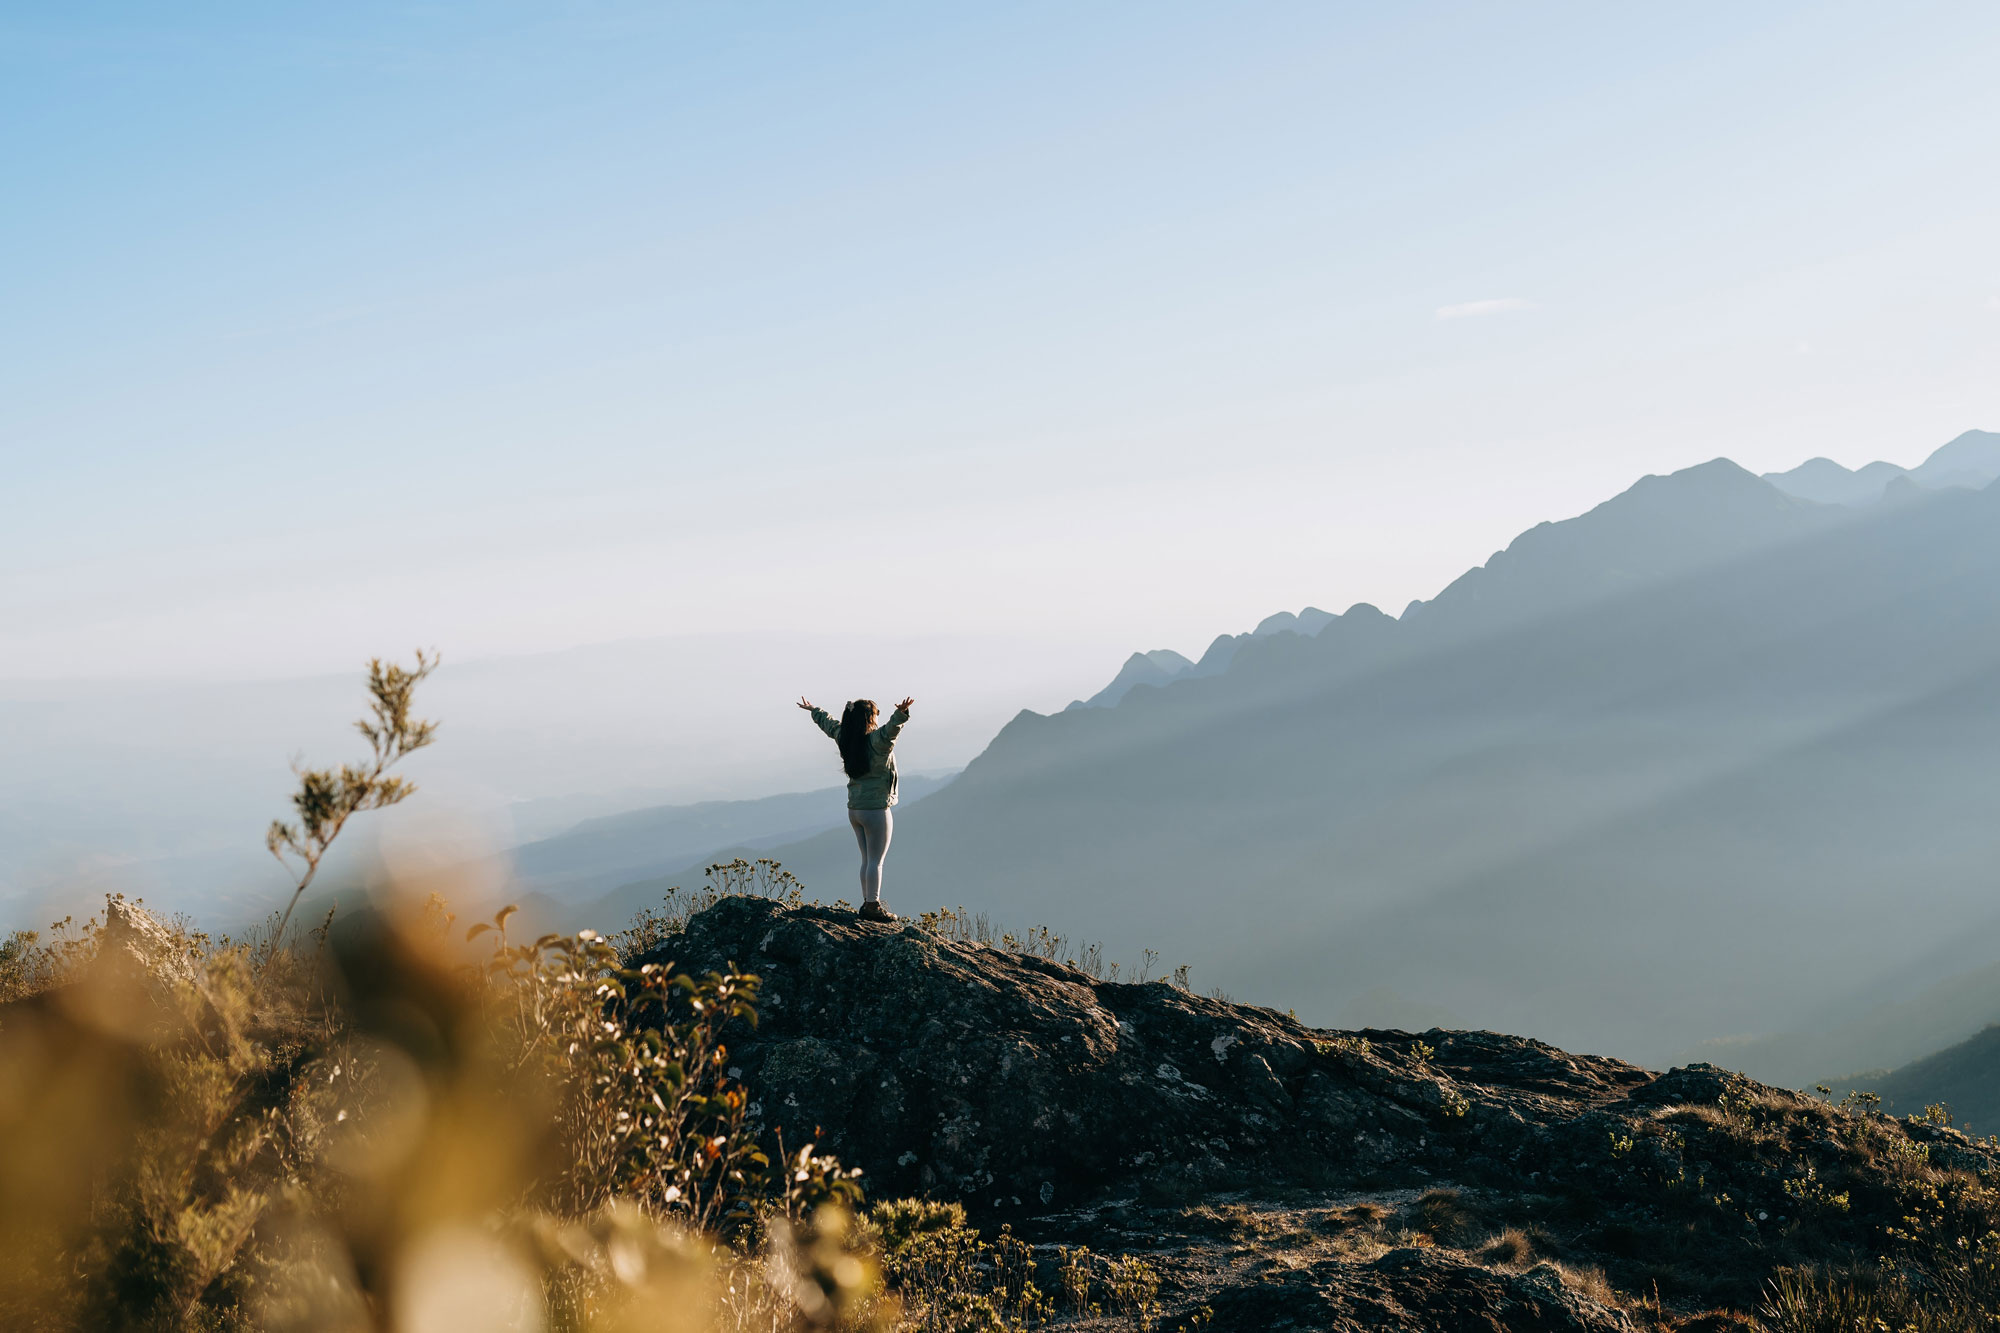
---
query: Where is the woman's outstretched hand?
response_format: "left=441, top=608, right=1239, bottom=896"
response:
left=897, top=696, right=915, bottom=712
left=797, top=696, right=816, bottom=712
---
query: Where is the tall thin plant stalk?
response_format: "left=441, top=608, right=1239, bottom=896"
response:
left=263, top=652, right=439, bottom=964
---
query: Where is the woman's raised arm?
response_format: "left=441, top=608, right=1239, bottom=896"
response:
left=877, top=697, right=913, bottom=743
left=801, top=697, right=840, bottom=738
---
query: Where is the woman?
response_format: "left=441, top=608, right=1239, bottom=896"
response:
left=799, top=694, right=914, bottom=922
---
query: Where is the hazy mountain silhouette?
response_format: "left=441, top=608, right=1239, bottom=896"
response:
left=1679, top=902, right=2000, bottom=1090
left=1252, top=607, right=1338, bottom=638
left=1816, top=1016, right=2000, bottom=1128
left=1063, top=610, right=1355, bottom=714
left=1911, top=428, right=2000, bottom=488
left=1404, top=457, right=1844, bottom=634
left=506, top=772, right=955, bottom=900
left=1762, top=428, right=2000, bottom=506
left=638, top=442, right=2000, bottom=1072
left=1760, top=458, right=1910, bottom=506
left=1064, top=649, right=1196, bottom=711
left=1831, top=1024, right=2000, bottom=1136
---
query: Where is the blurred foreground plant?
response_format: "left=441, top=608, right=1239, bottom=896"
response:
left=0, top=890, right=885, bottom=1331
left=0, top=657, right=880, bottom=1333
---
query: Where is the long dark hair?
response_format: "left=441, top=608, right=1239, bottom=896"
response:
left=837, top=699, right=877, bottom=779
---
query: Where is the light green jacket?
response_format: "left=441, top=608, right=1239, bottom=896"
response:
left=811, top=706, right=910, bottom=810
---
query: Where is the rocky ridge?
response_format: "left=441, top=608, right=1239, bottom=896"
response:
left=640, top=896, right=2000, bottom=1330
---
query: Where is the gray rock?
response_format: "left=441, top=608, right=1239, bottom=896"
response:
left=638, top=897, right=2000, bottom=1321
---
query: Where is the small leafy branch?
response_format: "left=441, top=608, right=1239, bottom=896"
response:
left=264, top=652, right=439, bottom=960
left=1314, top=1034, right=1372, bottom=1060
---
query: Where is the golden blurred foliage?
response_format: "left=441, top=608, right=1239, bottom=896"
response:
left=0, top=656, right=894, bottom=1332
left=0, top=880, right=883, bottom=1332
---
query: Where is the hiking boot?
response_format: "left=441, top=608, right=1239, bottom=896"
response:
left=858, top=901, right=898, bottom=924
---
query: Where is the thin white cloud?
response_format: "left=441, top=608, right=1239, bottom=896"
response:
left=1435, top=297, right=1536, bottom=321
left=1987, top=295, right=2000, bottom=312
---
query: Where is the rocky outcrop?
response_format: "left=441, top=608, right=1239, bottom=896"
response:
left=95, top=897, right=199, bottom=991
left=650, top=898, right=1646, bottom=1209
left=61, top=897, right=207, bottom=1039
left=639, top=897, right=2000, bottom=1327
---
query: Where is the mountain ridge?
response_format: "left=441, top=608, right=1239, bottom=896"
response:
left=1834, top=1023, right=2000, bottom=1136
left=1762, top=428, right=2000, bottom=506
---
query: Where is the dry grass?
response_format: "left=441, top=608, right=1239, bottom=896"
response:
left=1552, top=1261, right=1619, bottom=1308
left=1480, top=1227, right=1536, bottom=1269
left=914, top=907, right=1194, bottom=989
left=617, top=858, right=808, bottom=961
left=1410, top=1189, right=1489, bottom=1247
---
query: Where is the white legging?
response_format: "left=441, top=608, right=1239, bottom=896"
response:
left=848, top=807, right=893, bottom=904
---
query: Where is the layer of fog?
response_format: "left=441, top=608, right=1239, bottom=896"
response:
left=0, top=630, right=1126, bottom=930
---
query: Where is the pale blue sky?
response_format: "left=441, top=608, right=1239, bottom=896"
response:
left=5, top=2, right=1998, bottom=682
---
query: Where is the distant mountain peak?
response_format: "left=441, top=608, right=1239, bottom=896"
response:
left=1068, top=605, right=1373, bottom=712
left=1406, top=457, right=1838, bottom=631
left=1930, top=426, right=2000, bottom=455
left=1628, top=456, right=1774, bottom=498
left=1663, top=455, right=1756, bottom=480
left=1064, top=647, right=1198, bottom=711
left=1073, top=435, right=1995, bottom=717
left=1911, top=429, right=2000, bottom=490
left=1133, top=647, right=1195, bottom=673
left=1763, top=429, right=2000, bottom=506
left=1254, top=607, right=1337, bottom=638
